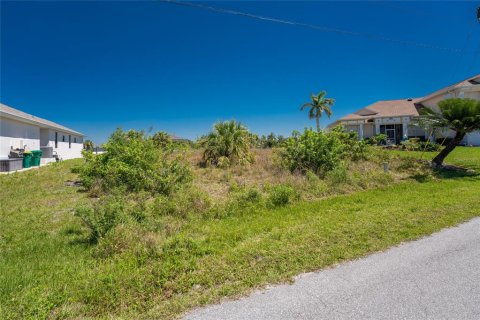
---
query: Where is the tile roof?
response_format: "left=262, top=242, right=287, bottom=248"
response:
left=338, top=98, right=421, bottom=121
left=418, top=73, right=480, bottom=103
left=337, top=73, right=480, bottom=123
left=169, top=134, right=188, bottom=141
left=0, top=103, right=84, bottom=136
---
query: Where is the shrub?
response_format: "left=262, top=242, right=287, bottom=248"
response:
left=234, top=186, right=262, bottom=205
left=200, top=120, right=253, bottom=167
left=329, top=126, right=368, bottom=161
left=267, top=185, right=299, bottom=207
left=75, top=195, right=132, bottom=243
left=152, top=131, right=172, bottom=149
left=83, top=139, right=94, bottom=151
left=279, top=127, right=368, bottom=176
left=419, top=141, right=441, bottom=152
left=279, top=128, right=344, bottom=176
left=79, top=129, right=191, bottom=195
left=365, top=134, right=387, bottom=146
left=401, top=138, right=421, bottom=151
left=401, top=138, right=441, bottom=152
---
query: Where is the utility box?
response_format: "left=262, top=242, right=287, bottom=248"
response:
left=0, top=158, right=23, bottom=172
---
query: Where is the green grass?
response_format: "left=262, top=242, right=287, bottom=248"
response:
left=1, top=150, right=479, bottom=319
left=389, top=146, right=480, bottom=171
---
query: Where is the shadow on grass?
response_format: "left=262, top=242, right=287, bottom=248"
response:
left=410, top=165, right=478, bottom=183
left=432, top=168, right=479, bottom=180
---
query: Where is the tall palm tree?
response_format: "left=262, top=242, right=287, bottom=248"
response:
left=301, top=91, right=335, bottom=132
left=416, top=98, right=480, bottom=166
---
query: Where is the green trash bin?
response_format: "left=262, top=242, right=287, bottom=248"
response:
left=23, top=151, right=33, bottom=168
left=31, top=150, right=42, bottom=166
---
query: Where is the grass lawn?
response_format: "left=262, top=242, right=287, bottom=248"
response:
left=0, top=148, right=479, bottom=319
left=389, top=146, right=480, bottom=171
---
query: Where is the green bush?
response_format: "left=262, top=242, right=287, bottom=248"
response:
left=152, top=131, right=172, bottom=149
left=75, top=195, right=132, bottom=243
left=267, top=185, right=299, bottom=207
left=401, top=138, right=441, bottom=152
left=329, top=126, right=368, bottom=161
left=279, top=127, right=366, bottom=176
left=79, top=129, right=191, bottom=195
left=365, top=134, right=388, bottom=146
left=280, top=129, right=343, bottom=175
left=419, top=141, right=441, bottom=152
left=200, top=120, right=253, bottom=167
left=401, top=138, right=421, bottom=151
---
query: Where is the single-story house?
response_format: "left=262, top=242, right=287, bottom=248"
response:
left=330, top=74, right=480, bottom=146
left=0, top=103, right=85, bottom=161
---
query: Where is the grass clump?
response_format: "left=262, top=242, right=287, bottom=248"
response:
left=267, top=184, right=299, bottom=208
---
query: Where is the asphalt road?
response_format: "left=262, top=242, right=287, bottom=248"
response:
left=185, top=218, right=480, bottom=320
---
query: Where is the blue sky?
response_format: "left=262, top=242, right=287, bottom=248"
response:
left=2, top=1, right=479, bottom=143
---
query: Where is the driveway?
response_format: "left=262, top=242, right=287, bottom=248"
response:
left=185, top=217, right=480, bottom=319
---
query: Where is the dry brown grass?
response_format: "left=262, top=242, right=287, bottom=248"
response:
left=187, top=148, right=423, bottom=203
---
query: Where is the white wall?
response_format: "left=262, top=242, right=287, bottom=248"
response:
left=47, top=129, right=84, bottom=160
left=463, top=132, right=480, bottom=146
left=0, top=117, right=40, bottom=158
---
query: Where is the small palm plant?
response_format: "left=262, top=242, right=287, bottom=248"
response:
left=201, top=120, right=253, bottom=166
left=301, top=91, right=335, bottom=132
left=152, top=131, right=172, bottom=149
left=83, top=139, right=94, bottom=151
left=416, top=98, right=480, bottom=166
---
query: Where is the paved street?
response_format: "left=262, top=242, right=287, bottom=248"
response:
left=185, top=218, right=480, bottom=320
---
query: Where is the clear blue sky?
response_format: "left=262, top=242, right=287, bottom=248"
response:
left=2, top=1, right=479, bottom=143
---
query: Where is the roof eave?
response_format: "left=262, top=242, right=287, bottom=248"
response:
left=0, top=110, right=84, bottom=136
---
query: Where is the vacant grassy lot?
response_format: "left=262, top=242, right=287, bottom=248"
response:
left=0, top=148, right=479, bottom=319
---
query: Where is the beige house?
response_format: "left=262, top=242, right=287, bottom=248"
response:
left=330, top=74, right=480, bottom=146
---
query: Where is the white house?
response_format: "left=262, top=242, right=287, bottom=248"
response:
left=0, top=103, right=85, bottom=160
left=330, top=74, right=480, bottom=146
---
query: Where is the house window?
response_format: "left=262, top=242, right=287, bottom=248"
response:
left=74, top=137, right=77, bottom=143
left=55, top=132, right=58, bottom=148
left=62, top=135, right=65, bottom=142
left=459, top=92, right=465, bottom=98
left=69, top=135, right=71, bottom=149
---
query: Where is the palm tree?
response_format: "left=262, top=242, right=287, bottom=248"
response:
left=83, top=139, right=94, bottom=151
left=201, top=120, right=253, bottom=166
left=301, top=91, right=335, bottom=132
left=417, top=98, right=480, bottom=166
left=152, top=131, right=172, bottom=149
